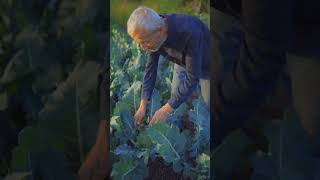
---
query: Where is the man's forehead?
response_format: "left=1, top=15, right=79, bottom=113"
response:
left=131, top=27, right=151, bottom=39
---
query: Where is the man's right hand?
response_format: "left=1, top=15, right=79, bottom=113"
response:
left=134, top=99, right=148, bottom=127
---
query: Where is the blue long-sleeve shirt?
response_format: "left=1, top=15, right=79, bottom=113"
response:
left=141, top=13, right=211, bottom=109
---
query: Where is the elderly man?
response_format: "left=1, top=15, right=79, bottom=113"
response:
left=127, top=6, right=211, bottom=126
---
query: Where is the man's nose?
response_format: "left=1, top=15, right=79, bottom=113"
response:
left=140, top=43, right=149, bottom=50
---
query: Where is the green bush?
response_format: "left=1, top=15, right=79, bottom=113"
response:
left=111, top=0, right=209, bottom=28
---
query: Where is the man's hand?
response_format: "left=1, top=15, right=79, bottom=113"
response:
left=149, top=103, right=174, bottom=126
left=134, top=99, right=148, bottom=127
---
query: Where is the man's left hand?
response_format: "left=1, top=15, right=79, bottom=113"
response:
left=149, top=103, right=174, bottom=126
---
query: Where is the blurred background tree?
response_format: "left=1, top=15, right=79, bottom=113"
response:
left=0, top=0, right=108, bottom=179
left=111, top=0, right=210, bottom=28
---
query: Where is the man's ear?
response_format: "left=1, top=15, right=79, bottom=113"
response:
left=161, top=18, right=168, bottom=34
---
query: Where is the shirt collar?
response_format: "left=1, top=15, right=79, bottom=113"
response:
left=159, top=14, right=174, bottom=48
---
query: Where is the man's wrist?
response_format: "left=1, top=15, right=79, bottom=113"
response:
left=141, top=98, right=149, bottom=107
left=164, top=103, right=174, bottom=113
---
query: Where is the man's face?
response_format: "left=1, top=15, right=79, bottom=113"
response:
left=130, top=27, right=165, bottom=52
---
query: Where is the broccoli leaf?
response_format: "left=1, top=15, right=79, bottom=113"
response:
left=189, top=98, right=210, bottom=150
left=111, top=158, right=148, bottom=180
left=118, top=109, right=136, bottom=144
left=147, top=123, right=187, bottom=163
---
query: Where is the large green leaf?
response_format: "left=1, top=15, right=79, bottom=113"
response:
left=113, top=101, right=131, bottom=117
left=38, top=60, right=102, bottom=166
left=147, top=123, right=187, bottom=163
left=189, top=97, right=210, bottom=150
left=122, top=81, right=142, bottom=111
left=114, top=144, right=148, bottom=160
left=167, top=103, right=188, bottom=129
left=111, top=158, right=148, bottom=180
left=39, top=60, right=101, bottom=122
left=11, top=126, right=47, bottom=171
left=136, top=129, right=153, bottom=149
left=118, top=110, right=136, bottom=144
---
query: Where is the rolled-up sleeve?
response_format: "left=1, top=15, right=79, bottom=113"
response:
left=141, top=52, right=160, bottom=101
left=167, top=32, right=203, bottom=109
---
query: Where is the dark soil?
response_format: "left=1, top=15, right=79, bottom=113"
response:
left=144, top=114, right=197, bottom=180
left=145, top=157, right=192, bottom=180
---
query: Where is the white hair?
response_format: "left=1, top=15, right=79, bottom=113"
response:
left=127, top=6, right=164, bottom=35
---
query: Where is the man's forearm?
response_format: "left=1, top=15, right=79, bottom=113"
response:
left=139, top=98, right=149, bottom=108
left=141, top=53, right=160, bottom=102
left=168, top=75, right=199, bottom=109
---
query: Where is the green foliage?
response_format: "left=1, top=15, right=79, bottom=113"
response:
left=9, top=126, right=76, bottom=180
left=11, top=127, right=46, bottom=171
left=195, top=153, right=210, bottom=179
left=119, top=110, right=137, bottom=144
left=136, top=130, right=153, bottom=149
left=147, top=123, right=187, bottom=163
left=189, top=97, right=210, bottom=152
left=111, top=0, right=209, bottom=27
left=0, top=0, right=108, bottom=178
left=38, top=60, right=102, bottom=169
left=122, top=81, right=142, bottom=112
left=111, top=158, right=149, bottom=180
